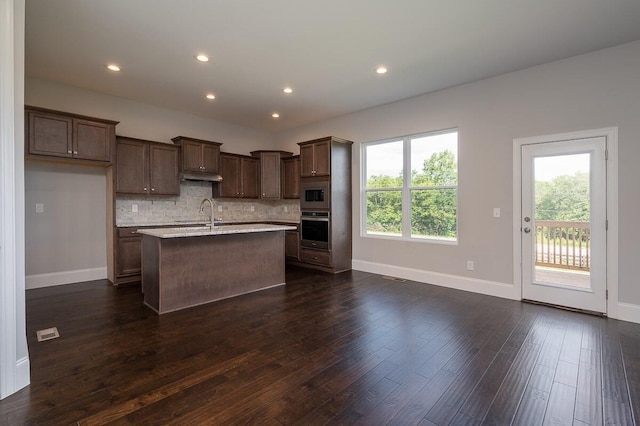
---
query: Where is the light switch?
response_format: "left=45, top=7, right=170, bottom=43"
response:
left=132, top=204, right=138, bottom=213
left=493, top=208, right=501, bottom=218
left=250, top=205, right=255, bottom=212
left=35, top=203, right=44, bottom=213
left=217, top=205, right=223, bottom=212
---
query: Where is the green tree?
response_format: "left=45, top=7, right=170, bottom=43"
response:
left=366, top=150, right=457, bottom=238
left=411, top=151, right=457, bottom=238
left=535, top=172, right=589, bottom=221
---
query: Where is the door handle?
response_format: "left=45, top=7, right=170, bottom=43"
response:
left=524, top=217, right=531, bottom=222
left=524, top=227, right=531, bottom=233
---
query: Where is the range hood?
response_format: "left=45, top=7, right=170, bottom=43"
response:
left=180, top=173, right=223, bottom=183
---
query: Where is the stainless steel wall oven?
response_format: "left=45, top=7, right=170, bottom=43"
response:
left=300, top=211, right=330, bottom=250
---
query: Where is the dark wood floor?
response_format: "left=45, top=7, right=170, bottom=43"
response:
left=1, top=266, right=638, bottom=425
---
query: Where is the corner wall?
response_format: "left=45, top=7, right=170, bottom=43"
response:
left=275, top=41, right=640, bottom=317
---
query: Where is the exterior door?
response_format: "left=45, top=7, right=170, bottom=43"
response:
left=521, top=137, right=607, bottom=313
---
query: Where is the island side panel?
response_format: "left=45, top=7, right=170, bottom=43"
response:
left=154, top=231, right=285, bottom=314
left=142, top=235, right=161, bottom=312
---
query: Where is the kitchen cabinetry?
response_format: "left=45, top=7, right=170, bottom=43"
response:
left=281, top=155, right=300, bottom=199
left=25, top=106, right=117, bottom=164
left=216, top=153, right=259, bottom=198
left=115, top=227, right=143, bottom=283
left=115, top=136, right=180, bottom=196
left=296, top=136, right=353, bottom=273
left=251, top=150, right=293, bottom=199
left=299, top=138, right=330, bottom=177
left=172, top=136, right=222, bottom=176
left=284, top=221, right=300, bottom=261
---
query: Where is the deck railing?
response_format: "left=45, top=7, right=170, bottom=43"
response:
left=535, top=220, right=590, bottom=271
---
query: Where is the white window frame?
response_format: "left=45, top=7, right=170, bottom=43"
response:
left=361, top=128, right=458, bottom=245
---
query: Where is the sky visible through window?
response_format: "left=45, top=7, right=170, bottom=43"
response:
left=366, top=132, right=458, bottom=181
left=535, top=153, right=589, bottom=181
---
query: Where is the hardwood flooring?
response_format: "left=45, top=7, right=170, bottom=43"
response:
left=1, top=266, right=638, bottom=425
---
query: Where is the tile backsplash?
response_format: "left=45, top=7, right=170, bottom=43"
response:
left=116, top=181, right=300, bottom=226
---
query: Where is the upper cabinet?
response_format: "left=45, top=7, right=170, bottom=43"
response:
left=299, top=138, right=330, bottom=177
left=25, top=106, right=118, bottom=165
left=115, top=136, right=180, bottom=196
left=251, top=150, right=293, bottom=200
left=171, top=136, right=222, bottom=176
left=281, top=155, right=300, bottom=199
left=215, top=153, right=259, bottom=198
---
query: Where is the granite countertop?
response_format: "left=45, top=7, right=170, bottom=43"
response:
left=117, top=219, right=299, bottom=228
left=137, top=223, right=296, bottom=238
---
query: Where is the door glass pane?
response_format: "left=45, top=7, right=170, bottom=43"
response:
left=533, top=153, right=590, bottom=288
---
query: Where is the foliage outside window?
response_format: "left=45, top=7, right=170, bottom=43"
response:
left=363, top=130, right=458, bottom=242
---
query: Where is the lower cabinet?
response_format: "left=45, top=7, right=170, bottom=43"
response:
left=299, top=247, right=331, bottom=267
left=115, top=227, right=143, bottom=285
left=285, top=230, right=300, bottom=260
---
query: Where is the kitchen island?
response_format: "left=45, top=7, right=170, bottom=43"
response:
left=138, top=223, right=295, bottom=314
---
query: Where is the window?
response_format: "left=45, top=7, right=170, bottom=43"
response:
left=363, top=129, right=458, bottom=242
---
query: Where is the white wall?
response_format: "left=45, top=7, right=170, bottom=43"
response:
left=24, top=162, right=107, bottom=288
left=1, top=0, right=29, bottom=400
left=24, top=78, right=274, bottom=287
left=275, top=41, right=640, bottom=310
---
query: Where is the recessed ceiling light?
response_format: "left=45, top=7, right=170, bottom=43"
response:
left=272, top=113, right=280, bottom=118
left=283, top=87, right=293, bottom=94
left=195, top=54, right=210, bottom=62
left=106, top=64, right=121, bottom=72
left=205, top=93, right=216, bottom=100
left=376, top=66, right=388, bottom=74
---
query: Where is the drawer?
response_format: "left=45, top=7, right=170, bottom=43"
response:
left=300, top=248, right=331, bottom=266
left=117, top=228, right=141, bottom=238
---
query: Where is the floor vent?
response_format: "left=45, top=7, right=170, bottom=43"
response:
left=36, top=327, right=60, bottom=342
left=382, top=275, right=407, bottom=283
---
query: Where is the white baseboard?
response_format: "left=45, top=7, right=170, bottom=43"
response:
left=15, top=356, right=30, bottom=392
left=352, top=260, right=517, bottom=300
left=617, top=302, right=640, bottom=324
left=25, top=267, right=107, bottom=289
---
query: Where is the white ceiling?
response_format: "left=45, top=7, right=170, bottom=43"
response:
left=25, top=0, right=640, bottom=133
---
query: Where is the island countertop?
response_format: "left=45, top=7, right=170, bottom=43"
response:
left=137, top=223, right=296, bottom=239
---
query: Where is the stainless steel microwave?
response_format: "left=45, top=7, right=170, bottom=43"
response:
left=300, top=180, right=329, bottom=210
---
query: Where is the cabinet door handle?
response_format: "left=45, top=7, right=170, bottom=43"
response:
left=67, top=150, right=72, bottom=154
left=73, top=151, right=78, bottom=154
left=130, top=231, right=137, bottom=234
left=143, top=187, right=147, bottom=191
left=151, top=188, right=155, bottom=192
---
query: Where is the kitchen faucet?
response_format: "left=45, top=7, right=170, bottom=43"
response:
left=199, top=198, right=216, bottom=228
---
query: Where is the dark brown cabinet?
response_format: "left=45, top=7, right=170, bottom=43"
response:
left=172, top=136, right=222, bottom=176
left=251, top=150, right=293, bottom=199
left=25, top=106, right=117, bottom=164
left=296, top=136, right=353, bottom=273
left=216, top=153, right=259, bottom=198
left=300, top=138, right=330, bottom=177
left=285, top=230, right=300, bottom=260
left=115, top=228, right=142, bottom=281
left=281, top=155, right=300, bottom=199
left=115, top=136, right=180, bottom=196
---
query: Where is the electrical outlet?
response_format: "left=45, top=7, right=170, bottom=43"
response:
left=284, top=206, right=288, bottom=212
left=493, top=208, right=500, bottom=218
left=217, top=205, right=223, bottom=212
left=466, top=260, right=474, bottom=271
left=250, top=205, right=255, bottom=212
left=132, top=204, right=138, bottom=213
left=35, top=203, right=44, bottom=213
